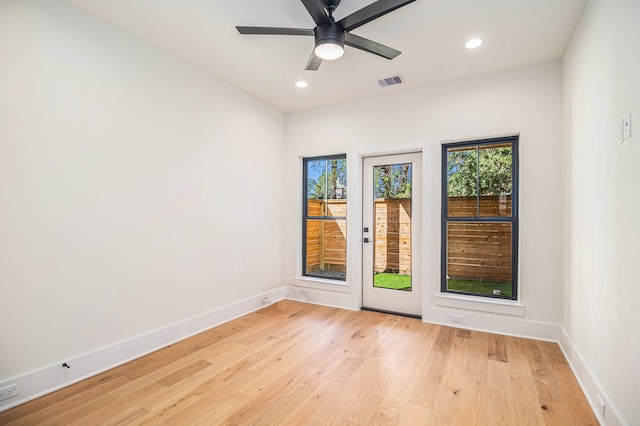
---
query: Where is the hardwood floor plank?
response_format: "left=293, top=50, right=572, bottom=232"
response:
left=525, top=339, right=563, bottom=404
left=316, top=356, right=363, bottom=384
left=539, top=401, right=579, bottom=426
left=396, top=323, right=438, bottom=383
left=458, top=372, right=487, bottom=426
left=306, top=356, right=385, bottom=425
left=549, top=361, right=599, bottom=425
left=431, top=384, right=462, bottom=425
left=398, top=402, right=432, bottom=424
left=378, top=378, right=415, bottom=420
left=189, top=392, right=250, bottom=425
left=3, top=376, right=129, bottom=426
left=69, top=403, right=148, bottom=426
left=465, top=331, right=489, bottom=375
left=440, top=334, right=470, bottom=389
left=408, top=348, right=447, bottom=408
left=279, top=378, right=340, bottom=424
left=39, top=394, right=117, bottom=426
left=226, top=375, right=314, bottom=425
left=487, top=333, right=509, bottom=363
left=487, top=359, right=517, bottom=425
left=339, top=356, right=396, bottom=425
left=133, top=364, right=259, bottom=424
left=0, top=371, right=129, bottom=424
left=0, top=301, right=598, bottom=426
left=432, top=326, right=455, bottom=353
left=246, top=381, right=315, bottom=426
left=506, top=351, right=546, bottom=425
left=156, top=359, right=212, bottom=387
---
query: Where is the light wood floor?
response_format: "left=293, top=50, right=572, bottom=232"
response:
left=0, top=300, right=597, bottom=425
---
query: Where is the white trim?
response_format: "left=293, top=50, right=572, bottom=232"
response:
left=293, top=276, right=350, bottom=293
left=287, top=285, right=360, bottom=311
left=559, top=327, right=626, bottom=426
left=423, top=305, right=559, bottom=341
left=0, top=286, right=288, bottom=413
left=434, top=293, right=525, bottom=316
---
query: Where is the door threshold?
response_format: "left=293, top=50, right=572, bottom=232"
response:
left=361, top=306, right=421, bottom=319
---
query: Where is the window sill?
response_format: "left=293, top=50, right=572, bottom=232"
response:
left=293, top=277, right=350, bottom=293
left=434, top=293, right=525, bottom=317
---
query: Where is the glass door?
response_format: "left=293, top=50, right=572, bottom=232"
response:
left=362, top=153, right=422, bottom=317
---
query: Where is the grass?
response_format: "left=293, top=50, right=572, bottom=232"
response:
left=374, top=273, right=412, bottom=291
left=372, top=273, right=512, bottom=297
left=447, top=279, right=512, bottom=297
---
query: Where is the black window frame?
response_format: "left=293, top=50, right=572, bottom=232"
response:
left=441, top=136, right=519, bottom=300
left=302, top=154, right=347, bottom=281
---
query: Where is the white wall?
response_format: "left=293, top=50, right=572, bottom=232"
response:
left=285, top=62, right=564, bottom=335
left=562, top=0, right=640, bottom=424
left=0, top=0, right=285, bottom=407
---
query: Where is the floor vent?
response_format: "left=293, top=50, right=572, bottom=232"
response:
left=377, top=75, right=403, bottom=87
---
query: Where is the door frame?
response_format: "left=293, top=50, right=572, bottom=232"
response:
left=361, top=152, right=423, bottom=317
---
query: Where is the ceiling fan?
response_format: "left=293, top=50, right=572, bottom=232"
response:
left=236, top=0, right=416, bottom=70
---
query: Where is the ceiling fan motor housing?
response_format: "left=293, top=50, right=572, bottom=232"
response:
left=314, top=23, right=345, bottom=48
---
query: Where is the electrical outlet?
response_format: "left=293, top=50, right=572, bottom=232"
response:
left=261, top=296, right=269, bottom=305
left=597, top=394, right=606, bottom=418
left=0, top=384, right=18, bottom=401
left=450, top=314, right=463, bottom=324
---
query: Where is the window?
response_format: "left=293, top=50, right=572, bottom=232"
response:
left=303, top=155, right=347, bottom=280
left=442, top=137, right=518, bottom=299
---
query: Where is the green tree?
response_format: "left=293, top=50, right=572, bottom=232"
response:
left=308, top=158, right=347, bottom=200
left=374, top=163, right=412, bottom=199
left=448, top=145, right=512, bottom=197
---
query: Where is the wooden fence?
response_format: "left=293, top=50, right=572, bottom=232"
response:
left=447, top=196, right=512, bottom=282
left=374, top=199, right=411, bottom=275
left=447, top=194, right=512, bottom=217
left=306, top=196, right=512, bottom=282
left=306, top=200, right=347, bottom=274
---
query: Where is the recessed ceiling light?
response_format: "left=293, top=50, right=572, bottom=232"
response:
left=296, top=81, right=308, bottom=88
left=464, top=38, right=483, bottom=49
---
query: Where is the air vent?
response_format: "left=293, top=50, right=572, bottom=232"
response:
left=377, top=75, right=403, bottom=87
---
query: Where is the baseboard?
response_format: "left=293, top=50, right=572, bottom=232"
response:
left=423, top=306, right=561, bottom=342
left=287, top=285, right=360, bottom=311
left=0, top=286, right=288, bottom=413
left=558, top=327, right=625, bottom=426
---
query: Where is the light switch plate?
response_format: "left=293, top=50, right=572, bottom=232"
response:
left=623, top=114, right=631, bottom=139
left=617, top=120, right=624, bottom=144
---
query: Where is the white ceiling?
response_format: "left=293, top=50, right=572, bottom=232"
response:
left=64, top=0, right=587, bottom=112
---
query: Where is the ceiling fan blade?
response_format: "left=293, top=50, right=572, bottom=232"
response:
left=301, top=0, right=331, bottom=25
left=344, top=33, right=401, bottom=59
left=338, top=0, right=416, bottom=32
left=236, top=26, right=314, bottom=36
left=305, top=52, right=323, bottom=70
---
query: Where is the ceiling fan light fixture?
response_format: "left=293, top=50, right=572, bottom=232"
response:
left=313, top=23, right=345, bottom=60
left=465, top=38, right=483, bottom=49
left=314, top=42, right=344, bottom=60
